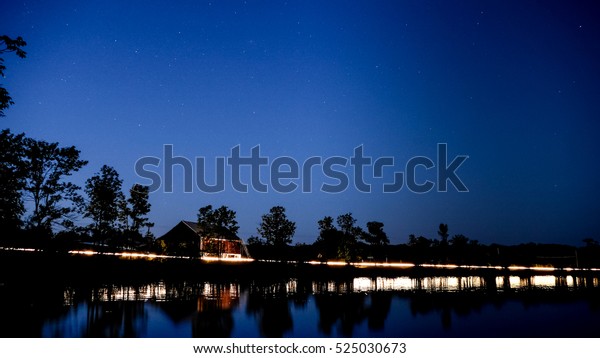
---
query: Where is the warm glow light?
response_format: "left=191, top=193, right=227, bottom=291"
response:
left=68, top=250, right=97, bottom=255
left=201, top=256, right=254, bottom=262
left=421, top=263, right=460, bottom=269
left=4, top=247, right=599, bottom=273
left=531, top=275, right=556, bottom=288
left=566, top=276, right=574, bottom=287
left=303, top=260, right=415, bottom=268
left=509, top=276, right=522, bottom=288
left=88, top=282, right=168, bottom=303
left=57, top=274, right=600, bottom=303
left=377, top=277, right=414, bottom=291
left=496, top=276, right=505, bottom=287
left=353, top=277, right=375, bottom=292
left=325, top=261, right=348, bottom=266
left=0, top=247, right=37, bottom=252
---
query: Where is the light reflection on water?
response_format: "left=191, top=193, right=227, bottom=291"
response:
left=308, top=275, right=600, bottom=294
left=60, top=275, right=600, bottom=306
left=3, top=274, right=598, bottom=338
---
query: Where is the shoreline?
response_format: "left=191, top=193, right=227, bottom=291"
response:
left=2, top=249, right=599, bottom=283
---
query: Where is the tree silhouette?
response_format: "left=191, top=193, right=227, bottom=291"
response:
left=363, top=221, right=389, bottom=246
left=0, top=35, right=27, bottom=117
left=256, top=206, right=296, bottom=260
left=407, top=234, right=434, bottom=263
left=22, top=138, right=87, bottom=237
left=337, top=213, right=360, bottom=237
left=246, top=235, right=264, bottom=246
left=407, top=234, right=433, bottom=248
left=438, top=223, right=449, bottom=246
left=314, top=216, right=341, bottom=261
left=258, top=206, right=296, bottom=247
left=197, top=205, right=239, bottom=236
left=127, top=184, right=151, bottom=233
left=314, top=214, right=366, bottom=261
left=449, top=234, right=469, bottom=248
left=336, top=213, right=363, bottom=261
left=362, top=221, right=390, bottom=260
left=197, top=205, right=239, bottom=256
left=318, top=216, right=335, bottom=232
left=84, top=165, right=124, bottom=248
left=0, top=129, right=25, bottom=234
left=119, top=184, right=153, bottom=250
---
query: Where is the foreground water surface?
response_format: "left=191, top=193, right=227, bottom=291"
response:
left=2, top=274, right=599, bottom=338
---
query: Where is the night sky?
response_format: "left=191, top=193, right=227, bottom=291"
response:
left=2, top=1, right=599, bottom=245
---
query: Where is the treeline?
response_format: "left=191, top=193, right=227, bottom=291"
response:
left=238, top=210, right=600, bottom=268
left=248, top=211, right=390, bottom=263
left=248, top=213, right=600, bottom=268
left=0, top=129, right=155, bottom=252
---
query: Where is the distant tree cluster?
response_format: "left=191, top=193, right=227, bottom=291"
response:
left=406, top=223, right=480, bottom=264
left=153, top=204, right=600, bottom=268
left=246, top=211, right=390, bottom=262
left=0, top=129, right=154, bottom=251
left=312, top=213, right=389, bottom=262
left=247, top=206, right=297, bottom=260
left=84, top=165, right=154, bottom=250
left=248, top=218, right=599, bottom=268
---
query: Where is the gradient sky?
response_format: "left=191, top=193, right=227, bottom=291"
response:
left=2, top=0, right=600, bottom=245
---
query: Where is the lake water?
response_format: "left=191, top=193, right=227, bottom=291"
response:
left=2, top=274, right=599, bottom=338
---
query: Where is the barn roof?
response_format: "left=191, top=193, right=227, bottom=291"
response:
left=161, top=220, right=241, bottom=241
left=181, top=220, right=201, bottom=233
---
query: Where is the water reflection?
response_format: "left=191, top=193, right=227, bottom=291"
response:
left=193, top=284, right=238, bottom=337
left=344, top=275, right=599, bottom=292
left=246, top=281, right=294, bottom=337
left=314, top=291, right=392, bottom=337
left=1, top=274, right=598, bottom=337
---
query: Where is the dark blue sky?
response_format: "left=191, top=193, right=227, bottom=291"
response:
left=3, top=0, right=600, bottom=245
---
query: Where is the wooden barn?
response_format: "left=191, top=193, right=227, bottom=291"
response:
left=159, top=220, right=251, bottom=258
